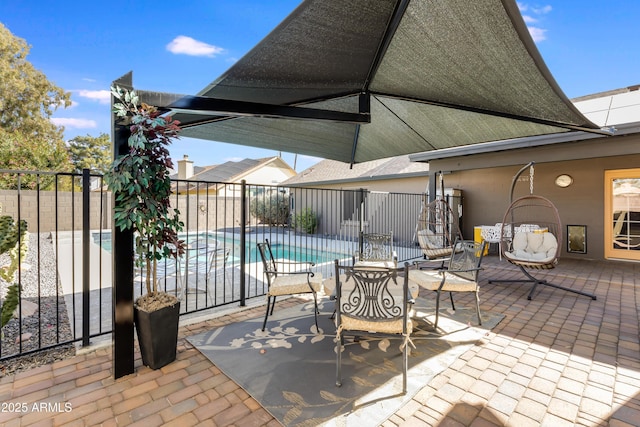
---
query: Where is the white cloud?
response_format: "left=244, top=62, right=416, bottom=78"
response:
left=76, top=89, right=111, bottom=104
left=51, top=118, right=97, bottom=129
left=528, top=26, right=547, bottom=42
left=517, top=3, right=552, bottom=42
left=533, top=5, right=552, bottom=14
left=166, top=36, right=225, bottom=57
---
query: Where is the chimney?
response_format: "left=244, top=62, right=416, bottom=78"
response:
left=177, top=154, right=194, bottom=179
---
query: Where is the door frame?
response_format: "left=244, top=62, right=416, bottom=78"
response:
left=604, top=168, right=640, bottom=261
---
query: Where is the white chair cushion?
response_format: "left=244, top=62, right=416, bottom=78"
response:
left=340, top=315, right=413, bottom=334
left=268, top=273, right=323, bottom=296
left=408, top=270, right=478, bottom=292
left=505, top=232, right=557, bottom=263
left=418, top=229, right=446, bottom=249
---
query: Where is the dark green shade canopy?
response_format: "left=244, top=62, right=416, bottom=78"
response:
left=164, top=0, right=604, bottom=164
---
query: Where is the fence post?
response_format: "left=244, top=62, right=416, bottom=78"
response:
left=358, top=188, right=366, bottom=253
left=82, top=169, right=91, bottom=347
left=240, top=180, right=246, bottom=306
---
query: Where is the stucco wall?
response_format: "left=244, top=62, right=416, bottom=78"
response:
left=438, top=154, right=640, bottom=261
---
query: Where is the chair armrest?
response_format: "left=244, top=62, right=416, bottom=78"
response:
left=271, top=270, right=316, bottom=278
left=277, top=260, right=315, bottom=268
left=413, top=259, right=447, bottom=270
left=448, top=267, right=483, bottom=274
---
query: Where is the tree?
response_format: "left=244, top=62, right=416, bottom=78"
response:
left=0, top=128, right=70, bottom=190
left=68, top=133, right=112, bottom=174
left=0, top=22, right=71, bottom=189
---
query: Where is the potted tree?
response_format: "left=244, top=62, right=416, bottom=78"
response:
left=105, top=86, right=186, bottom=369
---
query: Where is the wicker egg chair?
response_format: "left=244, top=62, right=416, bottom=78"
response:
left=414, top=173, right=463, bottom=269
left=489, top=162, right=596, bottom=301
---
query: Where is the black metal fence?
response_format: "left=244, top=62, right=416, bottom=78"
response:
left=0, top=169, right=460, bottom=362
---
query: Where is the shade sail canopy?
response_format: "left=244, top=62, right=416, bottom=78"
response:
left=167, top=0, right=605, bottom=164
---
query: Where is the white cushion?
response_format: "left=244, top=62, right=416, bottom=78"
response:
left=340, top=315, right=413, bottom=334
left=408, top=270, right=478, bottom=292
left=505, top=231, right=557, bottom=263
left=512, top=232, right=528, bottom=251
left=268, top=273, right=323, bottom=296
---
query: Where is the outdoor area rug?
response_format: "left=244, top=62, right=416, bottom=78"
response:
left=187, top=297, right=504, bottom=426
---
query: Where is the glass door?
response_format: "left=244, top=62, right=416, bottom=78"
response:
left=605, top=169, right=640, bottom=261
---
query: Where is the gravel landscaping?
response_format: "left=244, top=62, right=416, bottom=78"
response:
left=0, top=233, right=75, bottom=377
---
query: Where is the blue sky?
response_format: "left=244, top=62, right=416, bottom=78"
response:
left=1, top=1, right=639, bottom=172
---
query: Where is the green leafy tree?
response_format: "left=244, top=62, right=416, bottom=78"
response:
left=68, top=133, right=112, bottom=174
left=0, top=128, right=70, bottom=189
left=0, top=23, right=71, bottom=188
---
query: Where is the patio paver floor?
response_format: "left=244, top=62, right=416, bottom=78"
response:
left=0, top=256, right=638, bottom=426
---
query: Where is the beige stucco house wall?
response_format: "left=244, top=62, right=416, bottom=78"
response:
left=412, top=85, right=640, bottom=262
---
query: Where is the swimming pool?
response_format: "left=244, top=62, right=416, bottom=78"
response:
left=92, top=231, right=349, bottom=265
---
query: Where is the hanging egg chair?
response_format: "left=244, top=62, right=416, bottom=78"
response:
left=489, top=162, right=596, bottom=301
left=414, top=172, right=463, bottom=268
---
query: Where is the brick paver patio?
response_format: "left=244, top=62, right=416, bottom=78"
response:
left=0, top=256, right=638, bottom=426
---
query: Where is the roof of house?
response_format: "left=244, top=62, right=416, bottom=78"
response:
left=192, top=158, right=262, bottom=182
left=283, top=155, right=428, bottom=186
left=171, top=156, right=295, bottom=193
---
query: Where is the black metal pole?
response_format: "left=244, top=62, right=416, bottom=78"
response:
left=82, top=168, right=90, bottom=347
left=240, top=180, right=246, bottom=306
left=112, top=121, right=135, bottom=379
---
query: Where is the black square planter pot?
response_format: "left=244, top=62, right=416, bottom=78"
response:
left=134, top=302, right=180, bottom=370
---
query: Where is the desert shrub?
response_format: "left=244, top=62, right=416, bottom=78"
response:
left=293, top=208, right=318, bottom=234
left=250, top=193, right=290, bottom=225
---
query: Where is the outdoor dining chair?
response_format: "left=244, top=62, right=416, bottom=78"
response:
left=334, top=261, right=413, bottom=394
left=408, top=239, right=487, bottom=329
left=257, top=239, right=323, bottom=331
left=353, top=231, right=397, bottom=268
left=329, top=231, right=399, bottom=320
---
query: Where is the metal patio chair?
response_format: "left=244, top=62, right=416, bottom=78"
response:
left=334, top=261, right=413, bottom=394
left=409, top=239, right=486, bottom=329
left=353, top=231, right=397, bottom=268
left=257, top=239, right=323, bottom=331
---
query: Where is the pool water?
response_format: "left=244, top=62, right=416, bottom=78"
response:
left=93, top=231, right=348, bottom=265
left=244, top=242, right=347, bottom=265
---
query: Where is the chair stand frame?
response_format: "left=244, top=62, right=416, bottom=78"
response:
left=489, top=265, right=597, bottom=301
left=262, top=293, right=320, bottom=331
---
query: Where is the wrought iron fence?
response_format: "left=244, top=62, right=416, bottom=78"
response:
left=0, top=168, right=458, bottom=362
